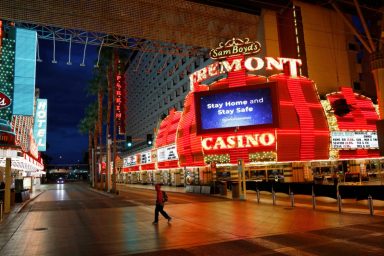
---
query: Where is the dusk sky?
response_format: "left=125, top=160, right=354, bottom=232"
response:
left=36, top=39, right=98, bottom=165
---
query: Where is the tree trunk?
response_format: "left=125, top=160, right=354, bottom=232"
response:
left=106, top=52, right=114, bottom=191
left=88, top=131, right=93, bottom=186
left=98, top=90, right=104, bottom=190
left=93, top=124, right=98, bottom=188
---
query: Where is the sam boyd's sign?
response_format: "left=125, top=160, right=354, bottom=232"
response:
left=209, top=38, right=261, bottom=60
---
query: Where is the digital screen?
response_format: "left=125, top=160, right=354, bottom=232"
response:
left=331, top=131, right=378, bottom=149
left=13, top=28, right=37, bottom=116
left=195, top=85, right=276, bottom=133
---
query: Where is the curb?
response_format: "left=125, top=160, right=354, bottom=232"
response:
left=16, top=190, right=45, bottom=214
left=89, top=187, right=117, bottom=198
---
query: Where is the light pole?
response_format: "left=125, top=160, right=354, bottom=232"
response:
left=106, top=136, right=112, bottom=192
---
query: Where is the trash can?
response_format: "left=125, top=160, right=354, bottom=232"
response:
left=231, top=182, right=240, bottom=199
left=220, top=181, right=227, bottom=196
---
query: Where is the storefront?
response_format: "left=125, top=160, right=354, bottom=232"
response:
left=139, top=150, right=155, bottom=184
left=154, top=109, right=184, bottom=186
left=118, top=38, right=382, bottom=189
left=122, top=154, right=140, bottom=184
left=172, top=38, right=381, bottom=185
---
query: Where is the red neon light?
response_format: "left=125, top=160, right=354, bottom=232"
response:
left=155, top=109, right=181, bottom=148
left=157, top=160, right=179, bottom=169
left=140, top=163, right=155, bottom=171
left=115, top=72, right=126, bottom=135
left=327, top=87, right=380, bottom=159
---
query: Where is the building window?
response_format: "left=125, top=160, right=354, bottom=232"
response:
left=353, top=81, right=361, bottom=90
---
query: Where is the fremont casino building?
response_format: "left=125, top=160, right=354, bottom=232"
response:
left=118, top=1, right=383, bottom=190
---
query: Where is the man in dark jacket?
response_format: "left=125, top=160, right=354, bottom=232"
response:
left=153, top=184, right=171, bottom=224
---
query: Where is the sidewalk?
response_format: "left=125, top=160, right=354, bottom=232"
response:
left=0, top=185, right=46, bottom=225
left=116, top=183, right=384, bottom=216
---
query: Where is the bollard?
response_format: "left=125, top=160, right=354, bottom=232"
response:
left=272, top=189, right=276, bottom=205
left=312, top=193, right=316, bottom=210
left=256, top=189, right=260, bottom=204
left=368, top=195, right=374, bottom=216
left=337, top=194, right=342, bottom=213
left=0, top=200, right=3, bottom=222
left=290, top=192, right=295, bottom=207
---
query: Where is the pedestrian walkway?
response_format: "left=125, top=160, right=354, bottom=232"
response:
left=117, top=183, right=384, bottom=217
left=0, top=185, right=46, bottom=225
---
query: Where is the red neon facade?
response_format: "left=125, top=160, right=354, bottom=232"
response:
left=176, top=55, right=330, bottom=166
left=155, top=109, right=181, bottom=169
left=327, top=87, right=380, bottom=159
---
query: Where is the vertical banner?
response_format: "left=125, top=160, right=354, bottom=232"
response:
left=115, top=73, right=126, bottom=135
left=12, top=28, right=37, bottom=115
left=33, top=99, right=47, bottom=151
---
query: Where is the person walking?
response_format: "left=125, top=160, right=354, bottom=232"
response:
left=153, top=184, right=171, bottom=224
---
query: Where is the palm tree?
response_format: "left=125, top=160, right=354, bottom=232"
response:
left=97, top=47, right=115, bottom=191
left=84, top=47, right=130, bottom=191
left=87, top=67, right=107, bottom=189
left=78, top=102, right=98, bottom=187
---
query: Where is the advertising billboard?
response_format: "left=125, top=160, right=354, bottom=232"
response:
left=12, top=28, right=37, bottom=116
left=33, top=99, right=47, bottom=151
left=195, top=83, right=278, bottom=134
left=331, top=131, right=378, bottom=150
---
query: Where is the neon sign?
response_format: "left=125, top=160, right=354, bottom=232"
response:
left=33, top=99, right=47, bottom=151
left=209, top=38, right=261, bottom=60
left=202, top=132, right=276, bottom=151
left=191, top=56, right=302, bottom=87
left=115, top=74, right=126, bottom=135
left=0, top=92, right=11, bottom=109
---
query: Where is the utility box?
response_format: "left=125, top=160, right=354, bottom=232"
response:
left=220, top=181, right=227, bottom=196
left=231, top=182, right=240, bottom=199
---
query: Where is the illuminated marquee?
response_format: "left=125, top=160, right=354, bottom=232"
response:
left=140, top=150, right=152, bottom=164
left=157, top=145, right=178, bottom=162
left=202, top=132, right=276, bottom=151
left=123, top=155, right=136, bottom=167
left=191, top=56, right=302, bottom=87
left=331, top=131, right=378, bottom=149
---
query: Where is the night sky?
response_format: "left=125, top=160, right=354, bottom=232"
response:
left=36, top=39, right=97, bottom=165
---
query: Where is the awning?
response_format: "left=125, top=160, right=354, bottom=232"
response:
left=0, top=148, right=44, bottom=171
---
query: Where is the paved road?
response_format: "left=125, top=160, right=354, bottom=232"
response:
left=1, top=182, right=384, bottom=255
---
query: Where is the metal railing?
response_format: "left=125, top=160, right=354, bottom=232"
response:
left=245, top=181, right=382, bottom=215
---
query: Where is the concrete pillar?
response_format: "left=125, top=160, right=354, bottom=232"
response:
left=370, top=51, right=384, bottom=119
left=4, top=158, right=11, bottom=213
left=0, top=167, right=4, bottom=182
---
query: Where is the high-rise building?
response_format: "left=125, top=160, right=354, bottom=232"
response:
left=125, top=50, right=211, bottom=149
